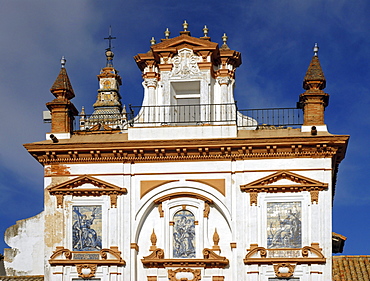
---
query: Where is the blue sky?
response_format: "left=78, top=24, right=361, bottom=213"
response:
left=0, top=0, right=369, bottom=255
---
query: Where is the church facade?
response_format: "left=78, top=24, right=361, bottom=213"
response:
left=3, top=23, right=349, bottom=281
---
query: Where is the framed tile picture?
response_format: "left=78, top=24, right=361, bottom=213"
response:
left=72, top=206, right=102, bottom=251
left=267, top=202, right=302, bottom=249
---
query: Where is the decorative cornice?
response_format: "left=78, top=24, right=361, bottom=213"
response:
left=240, top=170, right=328, bottom=205
left=243, top=243, right=325, bottom=265
left=141, top=248, right=229, bottom=268
left=24, top=135, right=349, bottom=166
left=47, top=175, right=127, bottom=208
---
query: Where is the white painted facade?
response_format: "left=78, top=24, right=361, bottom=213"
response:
left=3, top=26, right=348, bottom=281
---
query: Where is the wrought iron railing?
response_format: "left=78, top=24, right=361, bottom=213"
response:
left=127, top=103, right=237, bottom=126
left=237, top=108, right=303, bottom=128
left=72, top=105, right=303, bottom=131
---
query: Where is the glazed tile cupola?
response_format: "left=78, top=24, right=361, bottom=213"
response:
left=80, top=37, right=124, bottom=131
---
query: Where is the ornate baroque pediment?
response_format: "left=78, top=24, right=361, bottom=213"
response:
left=141, top=248, right=229, bottom=269
left=47, top=175, right=127, bottom=208
left=152, top=34, right=218, bottom=52
left=244, top=243, right=325, bottom=265
left=240, top=170, right=328, bottom=205
left=49, top=246, right=125, bottom=279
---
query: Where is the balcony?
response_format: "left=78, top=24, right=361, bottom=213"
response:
left=73, top=104, right=303, bottom=132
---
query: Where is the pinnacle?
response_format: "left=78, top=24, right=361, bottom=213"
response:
left=303, top=55, right=326, bottom=90
left=50, top=67, right=75, bottom=100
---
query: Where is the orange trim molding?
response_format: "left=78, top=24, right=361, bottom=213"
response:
left=154, top=192, right=213, bottom=204
left=243, top=243, right=325, bottom=265
left=49, top=246, right=125, bottom=266
left=141, top=248, right=229, bottom=268
left=47, top=175, right=127, bottom=208
left=240, top=170, right=328, bottom=205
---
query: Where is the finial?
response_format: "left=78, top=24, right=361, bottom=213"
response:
left=104, top=26, right=116, bottom=67
left=183, top=20, right=188, bottom=31
left=203, top=25, right=209, bottom=37
left=213, top=228, right=220, bottom=246
left=150, top=229, right=157, bottom=251
left=104, top=26, right=116, bottom=51
left=150, top=37, right=156, bottom=45
left=222, top=33, right=228, bottom=45
left=313, top=43, right=319, bottom=57
left=164, top=28, right=170, bottom=39
left=61, top=56, right=66, bottom=68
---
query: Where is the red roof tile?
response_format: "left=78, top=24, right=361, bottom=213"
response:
left=333, top=256, right=370, bottom=281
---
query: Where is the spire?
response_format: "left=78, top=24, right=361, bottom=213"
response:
left=303, top=43, right=326, bottom=90
left=50, top=56, right=75, bottom=100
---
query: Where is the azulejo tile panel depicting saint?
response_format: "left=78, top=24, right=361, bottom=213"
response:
left=72, top=206, right=102, bottom=251
left=267, top=202, right=301, bottom=249
left=173, top=210, right=196, bottom=258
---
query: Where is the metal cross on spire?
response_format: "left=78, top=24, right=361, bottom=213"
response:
left=104, top=26, right=116, bottom=50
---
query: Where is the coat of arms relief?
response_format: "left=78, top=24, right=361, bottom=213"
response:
left=170, top=48, right=201, bottom=78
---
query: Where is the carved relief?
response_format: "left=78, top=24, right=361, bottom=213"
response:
left=158, top=203, right=164, bottom=217
left=203, top=202, right=210, bottom=218
left=144, top=78, right=158, bottom=88
left=216, top=76, right=231, bottom=86
left=170, top=49, right=200, bottom=78
left=168, top=268, right=201, bottom=281
left=273, top=263, right=296, bottom=278
left=76, top=264, right=97, bottom=279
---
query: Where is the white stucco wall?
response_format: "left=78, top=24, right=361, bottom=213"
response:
left=4, top=212, right=44, bottom=276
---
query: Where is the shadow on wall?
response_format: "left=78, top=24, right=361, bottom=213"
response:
left=0, top=254, right=5, bottom=275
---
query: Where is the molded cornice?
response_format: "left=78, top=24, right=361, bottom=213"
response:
left=240, top=170, right=328, bottom=204
left=47, top=175, right=127, bottom=208
left=24, top=135, right=349, bottom=166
